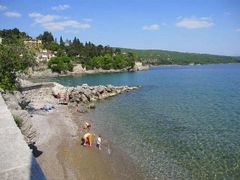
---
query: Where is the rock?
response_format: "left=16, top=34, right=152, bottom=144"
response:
left=96, top=86, right=105, bottom=94
left=88, top=103, right=96, bottom=109
left=131, top=61, right=149, bottom=71
left=91, top=89, right=100, bottom=97
left=52, top=82, right=67, bottom=96
left=82, top=88, right=92, bottom=99
left=68, top=83, right=139, bottom=105
left=72, top=64, right=86, bottom=74
left=80, top=94, right=89, bottom=103
left=82, top=84, right=89, bottom=88
left=17, top=78, right=33, bottom=87
left=106, top=85, right=113, bottom=92
left=76, top=86, right=85, bottom=94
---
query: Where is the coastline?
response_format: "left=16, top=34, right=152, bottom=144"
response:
left=2, top=82, right=144, bottom=179
left=28, top=62, right=150, bottom=79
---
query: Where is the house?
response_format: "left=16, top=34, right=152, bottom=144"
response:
left=0, top=37, right=3, bottom=44
left=36, top=49, right=55, bottom=62
left=24, top=38, right=42, bottom=47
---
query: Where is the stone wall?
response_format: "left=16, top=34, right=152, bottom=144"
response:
left=0, top=95, right=45, bottom=180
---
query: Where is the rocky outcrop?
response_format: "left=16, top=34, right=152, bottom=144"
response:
left=71, top=64, right=86, bottom=74
left=51, top=83, right=140, bottom=107
left=131, top=61, right=149, bottom=71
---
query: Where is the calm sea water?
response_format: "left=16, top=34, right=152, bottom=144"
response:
left=48, top=64, right=240, bottom=179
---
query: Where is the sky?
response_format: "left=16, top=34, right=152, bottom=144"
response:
left=0, top=0, right=240, bottom=56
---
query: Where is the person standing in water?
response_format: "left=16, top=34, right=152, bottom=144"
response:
left=96, top=135, right=102, bottom=150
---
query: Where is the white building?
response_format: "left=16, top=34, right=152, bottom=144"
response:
left=36, top=49, right=55, bottom=62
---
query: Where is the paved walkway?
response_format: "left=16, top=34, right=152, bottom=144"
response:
left=0, top=94, right=45, bottom=180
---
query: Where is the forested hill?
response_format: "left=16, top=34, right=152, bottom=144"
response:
left=120, top=48, right=240, bottom=65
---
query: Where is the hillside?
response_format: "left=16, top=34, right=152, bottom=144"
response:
left=120, top=48, right=240, bottom=65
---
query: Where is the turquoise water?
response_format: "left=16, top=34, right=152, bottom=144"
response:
left=50, top=64, right=240, bottom=179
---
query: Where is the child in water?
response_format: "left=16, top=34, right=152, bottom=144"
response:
left=96, top=135, right=102, bottom=150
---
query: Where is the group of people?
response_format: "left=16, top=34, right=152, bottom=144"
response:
left=82, top=122, right=102, bottom=150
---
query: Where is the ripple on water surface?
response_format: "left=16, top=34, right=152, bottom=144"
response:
left=45, top=64, right=240, bottom=179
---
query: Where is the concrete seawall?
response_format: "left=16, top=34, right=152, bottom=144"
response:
left=0, top=94, right=45, bottom=180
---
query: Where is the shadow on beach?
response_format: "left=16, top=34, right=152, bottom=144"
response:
left=29, top=142, right=43, bottom=158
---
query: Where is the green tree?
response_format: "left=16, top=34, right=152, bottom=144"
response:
left=0, top=43, right=36, bottom=90
left=48, top=56, right=73, bottom=73
left=37, top=31, right=54, bottom=49
left=0, top=28, right=29, bottom=44
left=59, top=36, right=65, bottom=50
left=49, top=41, right=59, bottom=51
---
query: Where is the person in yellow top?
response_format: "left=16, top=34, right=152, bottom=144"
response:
left=82, top=132, right=92, bottom=147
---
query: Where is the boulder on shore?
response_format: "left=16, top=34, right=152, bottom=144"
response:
left=131, top=61, right=149, bottom=71
left=51, top=82, right=140, bottom=107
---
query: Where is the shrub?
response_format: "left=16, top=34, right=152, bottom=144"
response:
left=48, top=56, right=73, bottom=73
left=13, top=115, right=23, bottom=128
left=0, top=43, right=36, bottom=91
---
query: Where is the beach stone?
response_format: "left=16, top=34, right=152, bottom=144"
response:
left=76, top=86, right=84, bottom=93
left=82, top=84, right=89, bottom=88
left=91, top=89, right=100, bottom=97
left=105, top=86, right=112, bottom=92
left=52, top=83, right=67, bottom=96
left=96, top=86, right=105, bottom=94
left=82, top=88, right=92, bottom=99
left=88, top=103, right=96, bottom=109
left=80, top=94, right=88, bottom=103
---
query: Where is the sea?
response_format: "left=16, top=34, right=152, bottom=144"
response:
left=43, top=64, right=240, bottom=179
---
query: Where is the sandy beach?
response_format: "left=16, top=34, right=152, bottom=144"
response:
left=3, top=85, right=143, bottom=179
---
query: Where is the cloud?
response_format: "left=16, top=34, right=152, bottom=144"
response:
left=29, top=12, right=59, bottom=24
left=29, top=12, right=91, bottom=31
left=176, top=17, right=214, bottom=29
left=0, top=4, right=7, bottom=11
left=236, top=28, right=240, bottom=32
left=4, top=11, right=21, bottom=17
left=82, top=18, right=93, bottom=22
left=52, top=4, right=70, bottom=11
left=143, top=24, right=160, bottom=31
left=43, top=20, right=90, bottom=31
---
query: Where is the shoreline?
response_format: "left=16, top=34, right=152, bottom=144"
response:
left=150, top=62, right=240, bottom=67
left=2, top=82, right=144, bottom=179
left=28, top=62, right=150, bottom=79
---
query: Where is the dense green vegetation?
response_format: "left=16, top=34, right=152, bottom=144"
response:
left=121, top=48, right=240, bottom=65
left=35, top=32, right=138, bottom=70
left=0, top=29, right=36, bottom=90
left=48, top=56, right=73, bottom=73
left=0, top=28, right=138, bottom=90
left=0, top=28, right=29, bottom=44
